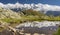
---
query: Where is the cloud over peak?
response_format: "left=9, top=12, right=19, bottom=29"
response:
left=0, top=2, right=60, bottom=12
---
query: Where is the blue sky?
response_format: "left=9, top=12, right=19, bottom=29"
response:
left=0, top=0, right=60, bottom=6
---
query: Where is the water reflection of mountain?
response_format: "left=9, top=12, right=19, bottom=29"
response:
left=16, top=25, right=58, bottom=35
left=0, top=26, right=58, bottom=35
left=15, top=21, right=59, bottom=35
left=0, top=21, right=60, bottom=35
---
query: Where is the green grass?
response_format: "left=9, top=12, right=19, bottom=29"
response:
left=53, top=28, right=60, bottom=35
left=1, top=15, right=60, bottom=24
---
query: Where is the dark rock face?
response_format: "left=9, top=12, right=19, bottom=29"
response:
left=11, top=8, right=22, bottom=12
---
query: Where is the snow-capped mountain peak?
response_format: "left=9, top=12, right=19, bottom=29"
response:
left=0, top=2, right=60, bottom=14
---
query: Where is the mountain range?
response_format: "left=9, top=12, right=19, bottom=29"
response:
left=46, top=11, right=60, bottom=16
left=0, top=2, right=60, bottom=16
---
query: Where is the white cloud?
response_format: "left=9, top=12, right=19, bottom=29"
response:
left=0, top=2, right=60, bottom=13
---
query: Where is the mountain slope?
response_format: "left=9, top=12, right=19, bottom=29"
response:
left=0, top=7, right=21, bottom=19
